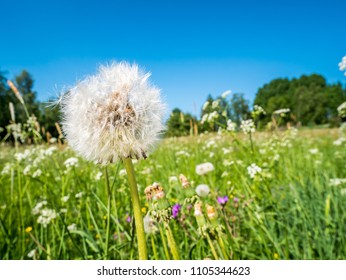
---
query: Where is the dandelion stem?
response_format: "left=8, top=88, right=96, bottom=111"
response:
left=159, top=225, right=170, bottom=260
left=206, top=233, right=219, bottom=260
left=123, top=157, right=148, bottom=260
left=165, top=222, right=180, bottom=260
left=104, top=167, right=111, bottom=260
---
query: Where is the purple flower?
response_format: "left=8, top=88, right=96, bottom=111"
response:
left=125, top=214, right=131, bottom=223
left=217, top=196, right=229, bottom=205
left=172, top=204, right=181, bottom=218
left=233, top=197, right=239, bottom=203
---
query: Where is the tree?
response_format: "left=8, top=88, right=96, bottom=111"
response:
left=229, top=93, right=250, bottom=125
left=166, top=108, right=197, bottom=137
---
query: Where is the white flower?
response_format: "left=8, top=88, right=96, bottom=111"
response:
left=61, top=195, right=70, bottom=203
left=196, top=162, right=214, bottom=175
left=247, top=163, right=262, bottom=178
left=1, top=163, right=14, bottom=175
left=15, top=149, right=31, bottom=162
left=45, top=147, right=57, bottom=156
left=75, top=192, right=84, bottom=199
left=59, top=62, right=166, bottom=164
left=23, top=165, right=32, bottom=176
left=329, top=178, right=346, bottom=186
left=253, top=105, right=266, bottom=115
left=240, top=119, right=255, bottom=134
left=64, top=157, right=78, bottom=168
left=338, top=55, right=346, bottom=73
left=212, top=100, right=220, bottom=109
left=32, top=169, right=42, bottom=178
left=337, top=102, right=346, bottom=118
left=67, top=223, right=77, bottom=231
left=201, top=114, right=209, bottom=124
left=309, top=148, right=319, bottom=155
left=32, top=200, right=47, bottom=215
left=37, top=208, right=57, bottom=227
left=143, top=214, right=158, bottom=234
left=119, top=169, right=127, bottom=176
left=195, top=184, right=210, bottom=197
left=202, top=101, right=209, bottom=110
left=227, top=120, right=237, bottom=132
left=94, top=171, right=103, bottom=181
left=27, top=249, right=37, bottom=259
left=221, top=90, right=231, bottom=99
left=169, top=176, right=178, bottom=183
left=272, top=108, right=290, bottom=116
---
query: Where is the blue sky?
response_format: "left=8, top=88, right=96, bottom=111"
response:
left=1, top=0, right=345, bottom=116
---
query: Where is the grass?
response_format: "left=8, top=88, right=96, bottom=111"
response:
left=0, top=128, right=345, bottom=260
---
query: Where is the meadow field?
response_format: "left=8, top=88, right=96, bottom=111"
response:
left=1, top=127, right=345, bottom=260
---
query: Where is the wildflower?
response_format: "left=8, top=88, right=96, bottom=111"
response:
left=337, top=101, right=346, bottom=118
left=15, top=149, right=30, bottom=162
left=23, top=165, right=32, bottom=176
left=194, top=202, right=203, bottom=216
left=119, top=169, right=127, bottom=176
left=240, top=119, right=255, bottom=134
left=32, top=169, right=42, bottom=178
left=59, top=62, right=166, bottom=164
left=32, top=201, right=47, bottom=215
left=217, top=196, right=229, bottom=206
left=37, top=208, right=57, bottom=227
left=25, top=226, right=32, bottom=233
left=172, top=204, right=181, bottom=218
left=126, top=214, right=132, bottom=223
left=27, top=249, right=37, bottom=259
left=206, top=204, right=217, bottom=220
left=329, top=178, right=346, bottom=186
left=44, top=147, right=57, bottom=156
left=67, top=223, right=77, bottom=231
left=221, top=90, right=231, bottom=99
left=143, top=214, right=158, bottom=234
left=272, top=108, right=290, bottom=116
left=227, top=120, right=237, bottom=132
left=212, top=100, right=220, bottom=109
left=196, top=162, right=214, bottom=175
left=309, top=148, right=319, bottom=154
left=1, top=163, right=13, bottom=175
left=202, top=101, right=209, bottom=110
left=195, top=184, right=210, bottom=197
left=179, top=174, right=190, bottom=188
left=252, top=105, right=266, bottom=116
left=339, top=55, right=346, bottom=75
left=247, top=163, right=262, bottom=178
left=94, top=171, right=102, bottom=181
left=169, top=176, right=178, bottom=184
left=64, top=157, right=78, bottom=168
left=75, top=192, right=84, bottom=198
left=61, top=195, right=70, bottom=203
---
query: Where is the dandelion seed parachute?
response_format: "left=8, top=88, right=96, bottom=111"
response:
left=60, top=62, right=166, bottom=164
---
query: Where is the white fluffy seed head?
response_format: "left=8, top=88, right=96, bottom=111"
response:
left=60, top=62, right=166, bottom=164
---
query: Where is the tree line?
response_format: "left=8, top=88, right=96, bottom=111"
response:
left=0, top=69, right=345, bottom=140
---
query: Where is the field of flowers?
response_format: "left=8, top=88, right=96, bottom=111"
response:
left=1, top=126, right=346, bottom=260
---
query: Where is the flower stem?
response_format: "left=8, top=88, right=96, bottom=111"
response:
left=104, top=167, right=111, bottom=260
left=123, top=157, right=148, bottom=260
left=164, top=222, right=180, bottom=260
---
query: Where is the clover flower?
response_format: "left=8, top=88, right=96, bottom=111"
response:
left=59, top=62, right=166, bottom=164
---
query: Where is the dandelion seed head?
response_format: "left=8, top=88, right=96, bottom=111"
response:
left=59, top=62, right=166, bottom=164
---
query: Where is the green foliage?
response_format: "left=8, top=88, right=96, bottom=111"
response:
left=165, top=108, right=197, bottom=137
left=254, top=74, right=346, bottom=126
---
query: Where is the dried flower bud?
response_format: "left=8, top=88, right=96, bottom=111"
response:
left=194, top=202, right=203, bottom=217
left=206, top=204, right=217, bottom=220
left=179, top=174, right=190, bottom=188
